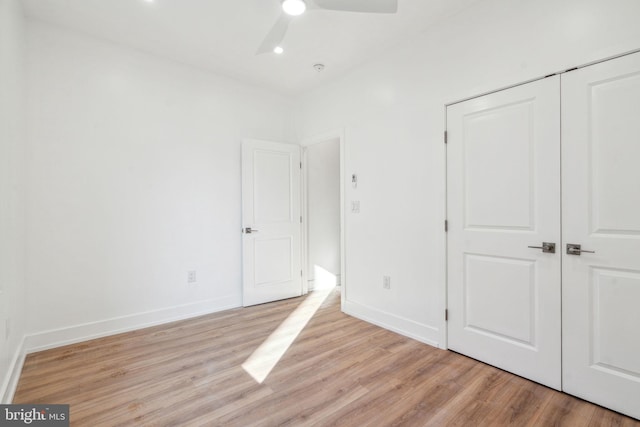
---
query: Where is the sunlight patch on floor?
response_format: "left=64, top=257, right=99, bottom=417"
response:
left=242, top=284, right=335, bottom=384
left=313, top=265, right=338, bottom=290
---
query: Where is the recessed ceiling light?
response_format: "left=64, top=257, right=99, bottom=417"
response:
left=274, top=46, right=284, bottom=55
left=282, top=0, right=306, bottom=16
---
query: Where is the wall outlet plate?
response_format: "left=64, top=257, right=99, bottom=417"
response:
left=383, top=276, right=391, bottom=289
left=188, top=271, right=197, bottom=284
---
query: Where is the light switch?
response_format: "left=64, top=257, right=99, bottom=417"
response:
left=351, top=201, right=360, bottom=213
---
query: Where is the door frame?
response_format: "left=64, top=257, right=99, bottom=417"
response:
left=301, top=129, right=346, bottom=309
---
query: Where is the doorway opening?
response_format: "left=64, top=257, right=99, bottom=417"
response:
left=302, top=131, right=345, bottom=306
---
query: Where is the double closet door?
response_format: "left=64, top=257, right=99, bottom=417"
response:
left=447, top=51, right=640, bottom=420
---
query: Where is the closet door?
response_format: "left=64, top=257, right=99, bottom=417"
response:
left=562, top=52, right=640, bottom=420
left=447, top=76, right=562, bottom=389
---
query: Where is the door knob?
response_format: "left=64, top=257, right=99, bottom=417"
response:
left=566, top=244, right=595, bottom=255
left=527, top=242, right=556, bottom=253
left=243, top=227, right=259, bottom=234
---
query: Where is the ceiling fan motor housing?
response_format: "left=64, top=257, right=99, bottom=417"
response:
left=282, top=0, right=306, bottom=16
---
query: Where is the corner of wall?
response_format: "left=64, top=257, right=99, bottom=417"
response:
left=0, top=0, right=28, bottom=406
left=0, top=337, right=26, bottom=404
left=343, top=298, right=440, bottom=348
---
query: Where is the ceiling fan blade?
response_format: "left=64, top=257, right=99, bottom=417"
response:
left=256, top=13, right=293, bottom=55
left=310, top=0, right=398, bottom=13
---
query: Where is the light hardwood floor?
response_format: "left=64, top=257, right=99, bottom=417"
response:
left=14, top=289, right=640, bottom=426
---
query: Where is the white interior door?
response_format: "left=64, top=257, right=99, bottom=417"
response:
left=242, top=139, right=302, bottom=307
left=562, top=52, right=640, bottom=420
left=447, top=76, right=562, bottom=389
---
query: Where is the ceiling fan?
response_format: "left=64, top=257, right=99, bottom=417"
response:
left=257, top=0, right=399, bottom=55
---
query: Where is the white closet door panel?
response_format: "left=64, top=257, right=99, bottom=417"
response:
left=447, top=76, right=562, bottom=390
left=562, top=51, right=640, bottom=420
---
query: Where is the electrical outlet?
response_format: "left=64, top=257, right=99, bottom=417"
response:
left=383, top=276, right=391, bottom=290
left=188, top=271, right=197, bottom=284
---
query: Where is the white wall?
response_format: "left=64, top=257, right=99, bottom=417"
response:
left=0, top=0, right=27, bottom=403
left=24, top=22, right=295, bottom=350
left=306, top=138, right=340, bottom=288
left=296, top=0, right=640, bottom=346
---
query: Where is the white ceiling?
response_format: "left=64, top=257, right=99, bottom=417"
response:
left=23, top=0, right=481, bottom=95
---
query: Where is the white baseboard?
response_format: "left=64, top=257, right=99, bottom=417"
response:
left=1, top=336, right=26, bottom=404
left=343, top=299, right=440, bottom=348
left=24, top=295, right=242, bottom=354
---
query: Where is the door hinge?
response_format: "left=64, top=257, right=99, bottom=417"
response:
left=445, top=309, right=448, bottom=321
left=300, top=216, right=302, bottom=223
left=445, top=220, right=448, bottom=232
left=301, top=270, right=303, bottom=277
left=444, top=130, right=448, bottom=144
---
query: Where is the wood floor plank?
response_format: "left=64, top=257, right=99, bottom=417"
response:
left=13, top=288, right=640, bottom=426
